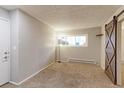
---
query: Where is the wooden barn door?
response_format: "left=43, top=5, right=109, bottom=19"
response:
left=105, top=16, right=117, bottom=84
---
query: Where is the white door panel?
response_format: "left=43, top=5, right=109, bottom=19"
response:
left=0, top=18, right=10, bottom=86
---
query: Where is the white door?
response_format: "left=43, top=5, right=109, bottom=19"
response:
left=0, top=18, right=10, bottom=86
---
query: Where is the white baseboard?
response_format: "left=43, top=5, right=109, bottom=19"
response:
left=56, top=60, right=68, bottom=63
left=9, top=62, right=55, bottom=85
left=9, top=81, right=19, bottom=85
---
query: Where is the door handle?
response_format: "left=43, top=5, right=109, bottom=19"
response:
left=4, top=56, right=8, bottom=59
left=2, top=56, right=9, bottom=63
left=4, top=51, right=9, bottom=54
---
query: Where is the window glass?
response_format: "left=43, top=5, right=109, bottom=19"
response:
left=67, top=36, right=75, bottom=46
left=57, top=35, right=88, bottom=47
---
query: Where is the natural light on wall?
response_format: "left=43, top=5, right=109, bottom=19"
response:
left=56, top=34, right=88, bottom=47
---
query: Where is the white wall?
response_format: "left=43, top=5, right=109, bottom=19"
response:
left=10, top=9, right=55, bottom=83
left=57, top=27, right=101, bottom=64
left=0, top=8, right=9, bottom=19
left=121, top=21, right=124, bottom=62
left=18, top=10, right=55, bottom=82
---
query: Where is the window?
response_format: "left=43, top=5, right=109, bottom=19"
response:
left=57, top=35, right=88, bottom=47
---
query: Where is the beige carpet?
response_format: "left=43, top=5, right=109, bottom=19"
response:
left=1, top=62, right=121, bottom=88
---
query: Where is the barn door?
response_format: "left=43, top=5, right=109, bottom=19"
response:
left=105, top=16, right=117, bottom=84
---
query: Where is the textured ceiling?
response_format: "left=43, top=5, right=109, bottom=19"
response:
left=2, top=5, right=121, bottom=30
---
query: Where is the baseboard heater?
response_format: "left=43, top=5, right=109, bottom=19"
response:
left=68, top=58, right=96, bottom=64
left=56, top=60, right=61, bottom=63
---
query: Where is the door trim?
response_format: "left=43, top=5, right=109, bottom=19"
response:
left=0, top=17, right=10, bottom=84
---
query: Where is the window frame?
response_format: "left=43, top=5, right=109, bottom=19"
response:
left=56, top=34, right=88, bottom=47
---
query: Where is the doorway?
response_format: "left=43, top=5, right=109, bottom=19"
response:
left=0, top=18, right=10, bottom=86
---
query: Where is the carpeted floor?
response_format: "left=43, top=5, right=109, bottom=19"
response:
left=0, top=62, right=121, bottom=88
